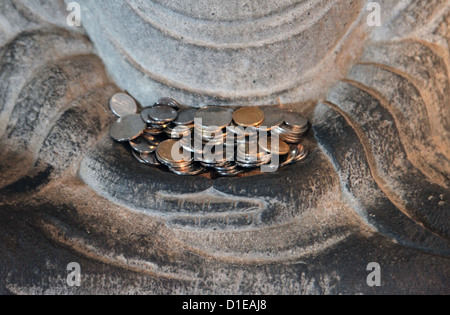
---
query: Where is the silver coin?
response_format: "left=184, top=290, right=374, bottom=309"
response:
left=194, top=127, right=227, bottom=142
left=236, top=161, right=266, bottom=168
left=280, top=145, right=299, bottom=167
left=201, top=161, right=229, bottom=168
left=174, top=108, right=197, bottom=125
left=283, top=111, right=309, bottom=130
left=261, top=147, right=297, bottom=171
left=109, top=93, right=137, bottom=118
left=141, top=108, right=156, bottom=124
left=200, top=155, right=228, bottom=165
left=195, top=107, right=233, bottom=129
left=164, top=126, right=178, bottom=139
left=158, top=158, right=193, bottom=169
left=293, top=145, right=308, bottom=163
left=131, top=150, right=147, bottom=164
left=195, top=133, right=227, bottom=146
left=236, top=143, right=268, bottom=160
left=237, top=150, right=271, bottom=163
left=227, top=124, right=258, bottom=138
left=214, top=162, right=238, bottom=171
left=277, top=123, right=309, bottom=134
left=144, top=127, right=165, bottom=136
left=148, top=106, right=178, bottom=123
left=259, top=107, right=284, bottom=131
left=200, top=156, right=228, bottom=165
left=273, top=124, right=307, bottom=144
left=110, top=114, right=146, bottom=142
left=166, top=125, right=192, bottom=139
left=181, top=140, right=204, bottom=158
left=217, top=168, right=243, bottom=177
left=281, top=136, right=303, bottom=144
left=140, top=152, right=162, bottom=166
left=155, top=98, right=180, bottom=109
left=169, top=164, right=205, bottom=176
left=129, top=134, right=158, bottom=154
left=149, top=123, right=169, bottom=129
left=180, top=140, right=195, bottom=153
left=237, top=156, right=272, bottom=166
left=166, top=160, right=194, bottom=169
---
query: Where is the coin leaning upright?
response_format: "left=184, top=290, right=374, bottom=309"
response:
left=109, top=93, right=138, bottom=118
left=155, top=97, right=180, bottom=109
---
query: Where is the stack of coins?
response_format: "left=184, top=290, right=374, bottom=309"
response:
left=194, top=107, right=233, bottom=145
left=236, top=142, right=272, bottom=168
left=155, top=139, right=205, bottom=176
left=200, top=145, right=228, bottom=168
left=214, top=162, right=242, bottom=177
left=109, top=93, right=310, bottom=177
left=258, top=137, right=291, bottom=166
left=273, top=111, right=309, bottom=143
left=232, top=107, right=292, bottom=170
left=202, top=154, right=242, bottom=177
left=164, top=107, right=196, bottom=139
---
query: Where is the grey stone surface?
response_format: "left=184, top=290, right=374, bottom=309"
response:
left=75, top=0, right=372, bottom=106
left=0, top=0, right=449, bottom=295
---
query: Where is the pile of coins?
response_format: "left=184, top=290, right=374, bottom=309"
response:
left=109, top=93, right=310, bottom=177
left=272, top=111, right=310, bottom=143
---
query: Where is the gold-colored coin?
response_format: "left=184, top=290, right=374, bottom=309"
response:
left=233, top=107, right=265, bottom=127
left=259, top=138, right=290, bottom=156
left=156, top=140, right=191, bottom=164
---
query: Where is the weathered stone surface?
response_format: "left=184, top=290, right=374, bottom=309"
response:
left=0, top=0, right=449, bottom=295
left=314, top=103, right=450, bottom=254
left=75, top=0, right=370, bottom=106
left=326, top=81, right=450, bottom=239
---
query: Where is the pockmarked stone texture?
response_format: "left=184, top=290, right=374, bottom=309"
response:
left=0, top=0, right=449, bottom=294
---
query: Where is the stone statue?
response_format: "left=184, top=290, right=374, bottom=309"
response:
left=0, top=0, right=448, bottom=294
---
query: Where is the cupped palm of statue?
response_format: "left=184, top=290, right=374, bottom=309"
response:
left=0, top=0, right=449, bottom=294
